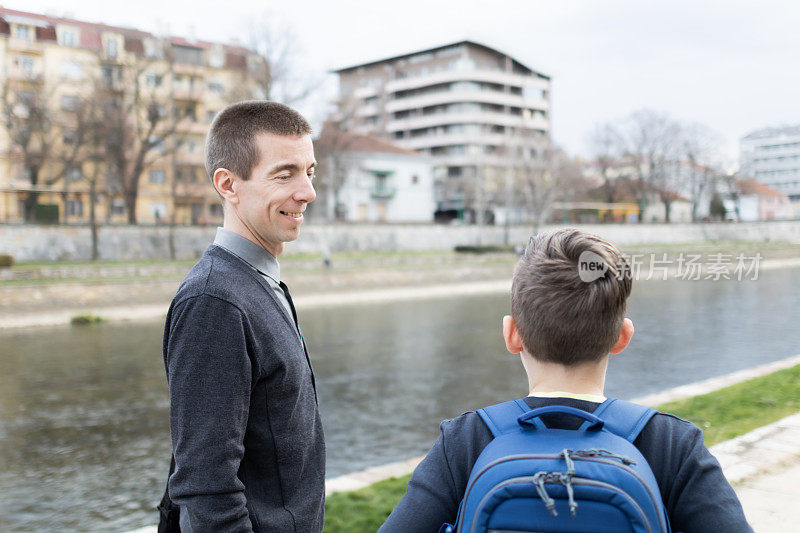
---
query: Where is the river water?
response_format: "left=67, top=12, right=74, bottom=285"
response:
left=1, top=268, right=799, bottom=531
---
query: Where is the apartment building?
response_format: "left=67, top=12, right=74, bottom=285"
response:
left=0, top=7, right=266, bottom=224
left=740, top=125, right=800, bottom=201
left=334, top=40, right=550, bottom=222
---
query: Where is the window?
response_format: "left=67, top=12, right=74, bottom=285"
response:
left=67, top=167, right=83, bottom=182
left=149, top=169, right=166, bottom=184
left=66, top=200, right=83, bottom=216
left=60, top=60, right=83, bottom=80
left=412, top=175, right=419, bottom=184
left=172, top=45, right=203, bottom=66
left=111, top=199, right=126, bottom=215
left=106, top=38, right=119, bottom=59
left=61, top=95, right=80, bottom=111
left=210, top=203, right=223, bottom=218
left=144, top=39, right=164, bottom=59
left=57, top=26, right=79, bottom=47
left=209, top=49, right=224, bottom=68
left=208, top=82, right=224, bottom=94
left=149, top=136, right=167, bottom=154
left=145, top=73, right=163, bottom=87
left=206, top=110, right=217, bottom=123
left=15, top=55, right=35, bottom=73
left=14, top=25, right=32, bottom=41
left=63, top=130, right=77, bottom=145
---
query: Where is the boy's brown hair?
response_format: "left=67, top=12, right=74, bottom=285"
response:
left=511, top=228, right=632, bottom=366
left=205, top=100, right=312, bottom=183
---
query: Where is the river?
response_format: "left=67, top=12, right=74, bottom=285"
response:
left=1, top=268, right=799, bottom=531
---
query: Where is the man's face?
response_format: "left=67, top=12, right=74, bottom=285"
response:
left=230, top=132, right=316, bottom=257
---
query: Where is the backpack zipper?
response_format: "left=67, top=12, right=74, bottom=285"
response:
left=468, top=475, right=654, bottom=533
left=457, top=452, right=665, bottom=532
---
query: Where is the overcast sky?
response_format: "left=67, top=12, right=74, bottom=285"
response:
left=9, top=0, right=800, bottom=163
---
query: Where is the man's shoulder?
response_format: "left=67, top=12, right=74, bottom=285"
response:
left=174, top=245, right=259, bottom=304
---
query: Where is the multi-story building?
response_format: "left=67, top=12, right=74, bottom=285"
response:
left=740, top=125, right=800, bottom=201
left=333, top=40, right=551, bottom=222
left=0, top=7, right=266, bottom=224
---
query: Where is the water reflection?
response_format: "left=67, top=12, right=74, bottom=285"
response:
left=1, top=269, right=799, bottom=531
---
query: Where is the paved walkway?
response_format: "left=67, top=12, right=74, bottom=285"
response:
left=713, top=412, right=800, bottom=532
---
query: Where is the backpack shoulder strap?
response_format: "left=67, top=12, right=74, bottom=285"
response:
left=592, top=398, right=658, bottom=443
left=476, top=399, right=531, bottom=437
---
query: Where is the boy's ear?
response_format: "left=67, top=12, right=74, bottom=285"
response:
left=610, top=318, right=634, bottom=354
left=502, top=315, right=524, bottom=354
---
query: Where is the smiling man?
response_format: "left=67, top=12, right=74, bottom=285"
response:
left=159, top=101, right=324, bottom=532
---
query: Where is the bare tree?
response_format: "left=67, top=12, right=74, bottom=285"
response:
left=587, top=123, right=625, bottom=204
left=98, top=51, right=186, bottom=224
left=1, top=79, right=57, bottom=222
left=512, top=139, right=583, bottom=232
left=614, top=109, right=682, bottom=222
left=240, top=11, right=321, bottom=106
left=679, top=122, right=721, bottom=221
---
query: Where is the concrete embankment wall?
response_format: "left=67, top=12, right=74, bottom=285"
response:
left=1, top=220, right=800, bottom=262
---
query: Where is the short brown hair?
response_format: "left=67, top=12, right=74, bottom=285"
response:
left=205, top=100, right=312, bottom=182
left=511, top=228, right=632, bottom=366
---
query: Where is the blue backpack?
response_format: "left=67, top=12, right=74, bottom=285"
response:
left=442, top=398, right=671, bottom=533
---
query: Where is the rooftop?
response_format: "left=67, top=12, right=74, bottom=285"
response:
left=316, top=125, right=423, bottom=157
left=333, top=39, right=549, bottom=80
left=0, top=6, right=253, bottom=56
left=742, top=124, right=800, bottom=141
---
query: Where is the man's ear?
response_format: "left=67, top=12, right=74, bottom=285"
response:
left=610, top=318, right=634, bottom=354
left=213, top=168, right=238, bottom=205
left=503, top=315, right=524, bottom=355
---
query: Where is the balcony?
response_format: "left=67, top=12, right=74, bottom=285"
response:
left=386, top=111, right=550, bottom=134
left=385, top=69, right=548, bottom=94
left=8, top=37, right=43, bottom=54
left=371, top=184, right=397, bottom=199
left=386, top=90, right=529, bottom=113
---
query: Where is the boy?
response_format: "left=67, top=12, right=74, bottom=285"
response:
left=379, top=228, right=751, bottom=532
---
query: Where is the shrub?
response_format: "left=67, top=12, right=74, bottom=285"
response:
left=0, top=254, right=13, bottom=268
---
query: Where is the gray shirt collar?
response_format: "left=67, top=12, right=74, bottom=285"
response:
left=213, top=227, right=281, bottom=284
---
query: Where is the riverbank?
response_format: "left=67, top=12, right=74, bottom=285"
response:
left=2, top=240, right=800, bottom=329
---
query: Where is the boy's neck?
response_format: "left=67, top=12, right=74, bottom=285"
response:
left=523, top=353, right=608, bottom=398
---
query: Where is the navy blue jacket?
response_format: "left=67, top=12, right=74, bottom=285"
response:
left=380, top=397, right=751, bottom=533
left=163, top=245, right=325, bottom=532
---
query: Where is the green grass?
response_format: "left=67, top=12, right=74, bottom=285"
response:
left=323, top=364, right=800, bottom=531
left=657, top=363, right=800, bottom=446
left=324, top=476, right=411, bottom=533
left=70, top=314, right=105, bottom=325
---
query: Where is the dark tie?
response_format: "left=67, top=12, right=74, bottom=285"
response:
left=279, top=281, right=317, bottom=397
left=279, top=281, right=300, bottom=329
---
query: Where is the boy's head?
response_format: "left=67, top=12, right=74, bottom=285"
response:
left=510, top=228, right=632, bottom=366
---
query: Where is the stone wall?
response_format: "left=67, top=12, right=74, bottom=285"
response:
left=1, top=221, right=799, bottom=262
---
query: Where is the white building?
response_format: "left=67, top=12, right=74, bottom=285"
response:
left=333, top=40, right=551, bottom=221
left=740, top=125, right=800, bottom=201
left=314, top=129, right=435, bottom=223
left=722, top=179, right=793, bottom=222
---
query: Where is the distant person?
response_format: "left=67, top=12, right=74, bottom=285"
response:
left=159, top=101, right=324, bottom=532
left=379, top=228, right=751, bottom=532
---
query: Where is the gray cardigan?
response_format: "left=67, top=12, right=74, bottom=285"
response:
left=163, top=245, right=325, bottom=532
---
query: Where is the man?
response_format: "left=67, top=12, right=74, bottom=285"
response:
left=162, top=101, right=324, bottom=532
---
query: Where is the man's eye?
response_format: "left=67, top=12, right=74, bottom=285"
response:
left=277, top=175, right=291, bottom=180
left=307, top=172, right=315, bottom=180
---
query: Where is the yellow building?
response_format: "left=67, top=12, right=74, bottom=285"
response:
left=0, top=7, right=266, bottom=224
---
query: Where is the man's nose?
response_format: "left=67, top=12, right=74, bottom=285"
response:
left=295, top=175, right=316, bottom=203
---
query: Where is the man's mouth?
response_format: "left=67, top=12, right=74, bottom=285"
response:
left=280, top=210, right=303, bottom=219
